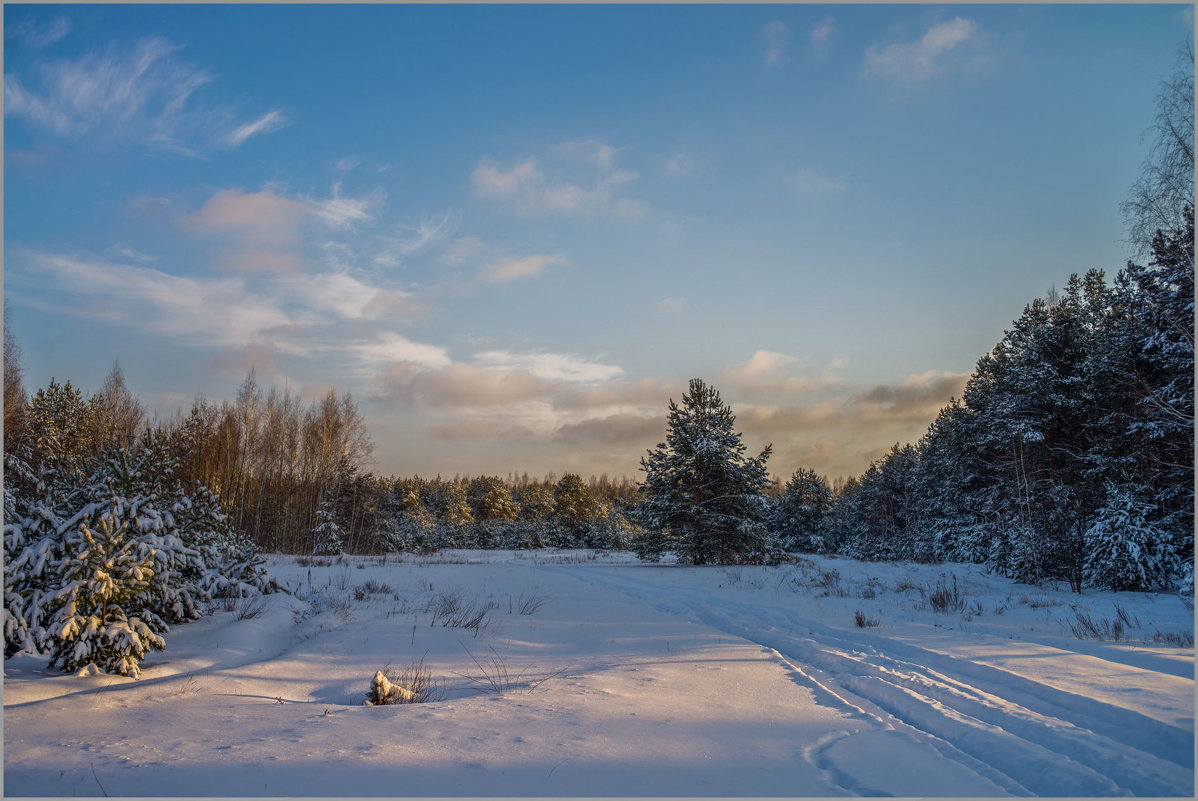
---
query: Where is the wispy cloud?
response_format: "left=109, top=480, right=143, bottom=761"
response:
left=222, top=109, right=289, bottom=147
left=283, top=271, right=414, bottom=321
left=374, top=212, right=459, bottom=267
left=655, top=296, right=688, bottom=315
left=810, top=17, right=837, bottom=51
left=17, top=250, right=293, bottom=349
left=662, top=149, right=700, bottom=178
left=4, top=36, right=286, bottom=153
left=440, top=236, right=487, bottom=267
left=762, top=21, right=790, bottom=66
left=310, top=182, right=378, bottom=229
left=348, top=331, right=452, bottom=370
left=478, top=253, right=568, bottom=283
left=6, top=15, right=71, bottom=49
left=789, top=167, right=846, bottom=197
left=555, top=137, right=616, bottom=170
left=472, top=350, right=623, bottom=383
left=181, top=184, right=382, bottom=273
left=719, top=350, right=843, bottom=398
left=862, top=17, right=981, bottom=85
left=470, top=139, right=646, bottom=220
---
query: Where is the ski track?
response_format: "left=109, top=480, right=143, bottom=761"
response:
left=561, top=566, right=1195, bottom=798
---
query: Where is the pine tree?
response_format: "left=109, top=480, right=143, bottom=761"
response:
left=312, top=495, right=344, bottom=555
left=46, top=501, right=165, bottom=678
left=637, top=379, right=775, bottom=565
left=1084, top=484, right=1179, bottom=592
left=771, top=468, right=831, bottom=553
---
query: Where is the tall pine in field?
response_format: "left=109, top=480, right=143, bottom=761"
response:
left=637, top=379, right=774, bottom=565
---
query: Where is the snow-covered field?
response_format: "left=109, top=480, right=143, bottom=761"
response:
left=4, top=550, right=1194, bottom=797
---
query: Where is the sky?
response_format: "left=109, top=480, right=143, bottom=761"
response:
left=4, top=3, right=1193, bottom=483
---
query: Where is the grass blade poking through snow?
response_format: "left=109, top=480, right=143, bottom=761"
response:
left=457, top=645, right=568, bottom=694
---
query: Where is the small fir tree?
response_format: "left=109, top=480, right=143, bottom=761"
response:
left=312, top=495, right=344, bottom=555
left=47, top=503, right=165, bottom=678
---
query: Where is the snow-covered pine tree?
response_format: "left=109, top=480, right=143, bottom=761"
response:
left=46, top=501, right=165, bottom=678
left=312, top=494, right=344, bottom=555
left=771, top=468, right=831, bottom=553
left=435, top=480, right=474, bottom=549
left=177, top=484, right=277, bottom=597
left=1084, top=483, right=1179, bottom=592
left=87, top=443, right=209, bottom=629
left=3, top=450, right=69, bottom=657
left=637, top=379, right=775, bottom=565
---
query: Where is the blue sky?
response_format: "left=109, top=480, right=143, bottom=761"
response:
left=4, top=3, right=1192, bottom=481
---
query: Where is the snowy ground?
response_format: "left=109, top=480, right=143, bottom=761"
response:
left=4, top=550, right=1194, bottom=797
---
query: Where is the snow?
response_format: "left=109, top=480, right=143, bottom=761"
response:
left=4, top=549, right=1193, bottom=796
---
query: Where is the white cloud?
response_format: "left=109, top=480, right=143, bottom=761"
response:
left=741, top=350, right=798, bottom=378
left=472, top=350, right=624, bottom=383
left=181, top=188, right=310, bottom=272
left=440, top=236, right=487, bottom=267
left=7, top=15, right=71, bottom=48
left=311, top=182, right=377, bottom=229
left=3, top=36, right=286, bottom=153
left=108, top=243, right=157, bottom=263
left=20, top=251, right=292, bottom=349
left=862, top=18, right=980, bottom=85
left=349, top=331, right=452, bottom=370
left=222, top=109, right=289, bottom=147
left=478, top=253, right=567, bottom=283
left=762, top=21, right=790, bottom=66
left=663, top=149, right=700, bottom=178
left=374, top=212, right=459, bottom=267
left=811, top=17, right=837, bottom=50
left=556, top=137, right=616, bottom=170
left=284, top=271, right=411, bottom=321
left=470, top=140, right=646, bottom=220
left=655, top=296, right=689, bottom=314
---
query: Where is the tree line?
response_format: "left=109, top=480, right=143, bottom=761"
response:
left=776, top=211, right=1193, bottom=593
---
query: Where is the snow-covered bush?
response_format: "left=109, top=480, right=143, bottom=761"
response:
left=3, top=436, right=279, bottom=676
left=1083, top=484, right=1180, bottom=592
left=364, top=657, right=438, bottom=704
left=365, top=670, right=416, bottom=705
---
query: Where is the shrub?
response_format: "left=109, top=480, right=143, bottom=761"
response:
left=853, top=610, right=879, bottom=628
left=365, top=656, right=440, bottom=705
left=929, top=575, right=966, bottom=613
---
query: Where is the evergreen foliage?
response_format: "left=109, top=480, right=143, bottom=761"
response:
left=312, top=495, right=344, bottom=555
left=47, top=501, right=164, bottom=678
left=771, top=468, right=831, bottom=552
left=3, top=429, right=278, bottom=676
left=1083, top=484, right=1178, bottom=592
left=637, top=379, right=775, bottom=565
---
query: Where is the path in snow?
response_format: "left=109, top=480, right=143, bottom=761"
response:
left=559, top=563, right=1194, bottom=797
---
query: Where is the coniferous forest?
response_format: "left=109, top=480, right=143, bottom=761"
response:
left=3, top=44, right=1192, bottom=678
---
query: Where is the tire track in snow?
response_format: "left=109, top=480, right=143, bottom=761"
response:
left=565, top=566, right=1194, bottom=798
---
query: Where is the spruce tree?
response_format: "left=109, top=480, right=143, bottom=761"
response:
left=47, top=502, right=165, bottom=678
left=771, top=468, right=831, bottom=553
left=312, top=495, right=344, bottom=555
left=637, top=379, right=774, bottom=565
left=1084, top=483, right=1179, bottom=592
